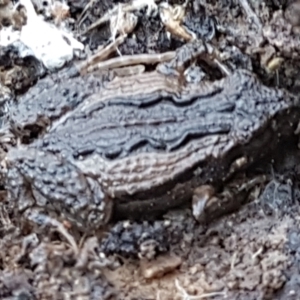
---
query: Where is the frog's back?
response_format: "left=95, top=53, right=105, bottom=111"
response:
left=32, top=70, right=298, bottom=161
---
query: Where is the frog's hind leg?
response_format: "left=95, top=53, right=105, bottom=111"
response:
left=5, top=159, right=79, bottom=254
left=192, top=175, right=269, bottom=223
left=5, top=147, right=113, bottom=254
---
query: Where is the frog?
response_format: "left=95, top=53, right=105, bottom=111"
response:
left=3, top=53, right=300, bottom=233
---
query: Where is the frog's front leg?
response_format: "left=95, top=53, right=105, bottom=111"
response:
left=3, top=163, right=78, bottom=252
left=192, top=175, right=269, bottom=223
left=5, top=148, right=113, bottom=248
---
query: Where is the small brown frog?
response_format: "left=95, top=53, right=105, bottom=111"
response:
left=4, top=61, right=300, bottom=233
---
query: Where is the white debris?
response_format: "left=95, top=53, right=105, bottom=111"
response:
left=0, top=0, right=84, bottom=71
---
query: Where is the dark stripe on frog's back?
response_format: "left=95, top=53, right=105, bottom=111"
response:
left=32, top=93, right=235, bottom=159
left=30, top=71, right=238, bottom=158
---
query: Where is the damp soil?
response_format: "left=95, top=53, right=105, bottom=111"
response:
left=2, top=0, right=300, bottom=299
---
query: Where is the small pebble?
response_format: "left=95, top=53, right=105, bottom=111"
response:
left=140, top=254, right=182, bottom=279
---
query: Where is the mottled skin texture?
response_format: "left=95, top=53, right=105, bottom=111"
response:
left=5, top=68, right=300, bottom=230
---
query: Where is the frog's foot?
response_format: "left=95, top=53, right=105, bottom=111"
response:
left=192, top=175, right=269, bottom=223
left=192, top=185, right=217, bottom=223
left=24, top=209, right=79, bottom=255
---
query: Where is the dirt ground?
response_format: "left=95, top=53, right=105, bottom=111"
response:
left=2, top=0, right=300, bottom=299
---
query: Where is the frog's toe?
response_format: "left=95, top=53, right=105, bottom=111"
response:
left=192, top=185, right=218, bottom=223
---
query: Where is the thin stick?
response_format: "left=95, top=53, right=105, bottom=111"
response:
left=85, top=51, right=176, bottom=73
left=80, top=7, right=115, bottom=35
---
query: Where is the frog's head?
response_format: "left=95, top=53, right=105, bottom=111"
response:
left=5, top=147, right=113, bottom=230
